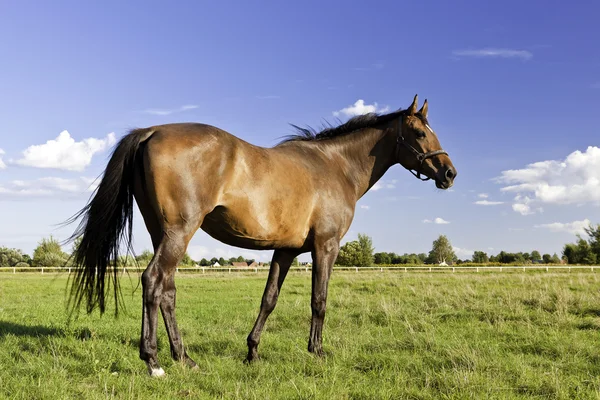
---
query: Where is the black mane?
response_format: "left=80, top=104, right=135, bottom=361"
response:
left=277, top=108, right=406, bottom=145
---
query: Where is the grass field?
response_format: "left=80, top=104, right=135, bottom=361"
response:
left=1, top=271, right=600, bottom=399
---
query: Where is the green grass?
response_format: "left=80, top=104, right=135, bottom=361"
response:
left=1, top=271, right=600, bottom=399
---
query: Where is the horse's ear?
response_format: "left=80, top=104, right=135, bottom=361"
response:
left=408, top=94, right=418, bottom=115
left=419, top=99, right=428, bottom=118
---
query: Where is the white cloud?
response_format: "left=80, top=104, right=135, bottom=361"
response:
left=513, top=203, right=533, bottom=215
left=370, top=179, right=396, bottom=192
left=474, top=200, right=504, bottom=206
left=535, top=219, right=591, bottom=236
left=423, top=217, right=450, bottom=224
left=360, top=205, right=370, bottom=210
left=478, top=193, right=489, bottom=199
left=0, top=177, right=98, bottom=198
left=143, top=104, right=198, bottom=116
left=14, top=130, right=116, bottom=172
left=495, top=146, right=600, bottom=214
left=0, top=149, right=5, bottom=169
left=353, top=62, right=385, bottom=71
left=333, top=99, right=390, bottom=118
left=452, top=48, right=532, bottom=60
left=453, top=246, right=474, bottom=260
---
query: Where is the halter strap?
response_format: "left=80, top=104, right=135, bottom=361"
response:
left=396, top=115, right=448, bottom=181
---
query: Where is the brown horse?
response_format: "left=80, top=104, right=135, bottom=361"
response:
left=66, top=94, right=456, bottom=376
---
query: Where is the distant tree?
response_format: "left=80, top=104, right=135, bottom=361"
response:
left=22, top=254, right=32, bottom=265
left=136, top=250, right=154, bottom=266
left=71, top=236, right=83, bottom=255
left=14, top=262, right=30, bottom=268
left=292, top=257, right=300, bottom=268
left=427, top=235, right=455, bottom=265
left=218, top=257, right=226, bottom=266
left=180, top=252, right=194, bottom=266
left=245, top=259, right=255, bottom=265
left=542, top=254, right=552, bottom=264
left=236, top=256, right=245, bottom=262
left=551, top=253, right=561, bottom=264
left=356, top=233, right=374, bottom=267
left=472, top=251, right=489, bottom=264
left=0, top=247, right=28, bottom=267
left=32, top=236, right=68, bottom=268
left=337, top=241, right=361, bottom=266
left=417, top=253, right=428, bottom=263
left=118, top=254, right=135, bottom=267
left=584, top=223, right=600, bottom=262
left=530, top=250, right=541, bottom=261
left=199, top=258, right=210, bottom=266
left=374, top=252, right=391, bottom=264
left=563, top=237, right=597, bottom=265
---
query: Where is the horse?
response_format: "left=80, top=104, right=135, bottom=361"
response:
left=66, top=94, right=457, bottom=376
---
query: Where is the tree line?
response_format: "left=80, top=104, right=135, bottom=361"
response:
left=0, top=236, right=256, bottom=269
left=1, top=222, right=599, bottom=269
left=334, top=222, right=600, bottom=267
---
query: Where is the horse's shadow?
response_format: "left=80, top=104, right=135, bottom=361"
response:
left=0, top=320, right=64, bottom=338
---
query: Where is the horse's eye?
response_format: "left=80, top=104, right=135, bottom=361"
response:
left=416, top=130, right=426, bottom=138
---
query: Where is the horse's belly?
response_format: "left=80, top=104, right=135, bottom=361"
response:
left=200, top=205, right=308, bottom=250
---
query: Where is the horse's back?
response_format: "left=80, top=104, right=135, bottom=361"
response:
left=136, top=122, right=318, bottom=250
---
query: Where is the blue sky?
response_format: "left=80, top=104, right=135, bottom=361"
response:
left=1, top=1, right=598, bottom=262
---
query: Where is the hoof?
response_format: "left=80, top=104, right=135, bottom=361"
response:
left=149, top=367, right=166, bottom=377
left=244, top=355, right=259, bottom=364
left=183, top=356, right=198, bottom=369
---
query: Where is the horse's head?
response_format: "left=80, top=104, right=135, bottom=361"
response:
left=395, top=94, right=457, bottom=189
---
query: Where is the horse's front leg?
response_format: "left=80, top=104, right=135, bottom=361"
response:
left=246, top=249, right=296, bottom=363
left=308, top=237, right=339, bottom=356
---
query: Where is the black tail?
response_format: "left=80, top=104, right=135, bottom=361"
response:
left=65, top=128, right=154, bottom=317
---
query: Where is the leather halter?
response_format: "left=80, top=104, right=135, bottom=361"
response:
left=396, top=114, right=448, bottom=181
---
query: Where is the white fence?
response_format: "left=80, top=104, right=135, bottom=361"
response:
left=1, top=265, right=599, bottom=275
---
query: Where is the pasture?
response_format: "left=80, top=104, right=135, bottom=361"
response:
left=1, top=271, right=600, bottom=399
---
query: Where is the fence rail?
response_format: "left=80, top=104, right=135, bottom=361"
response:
left=1, top=265, right=600, bottom=275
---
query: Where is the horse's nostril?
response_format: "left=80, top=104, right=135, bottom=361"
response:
left=445, top=167, right=455, bottom=180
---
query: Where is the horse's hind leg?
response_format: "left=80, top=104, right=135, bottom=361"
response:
left=308, top=237, right=339, bottom=356
left=245, top=249, right=296, bottom=363
left=140, top=227, right=195, bottom=376
left=160, top=272, right=197, bottom=368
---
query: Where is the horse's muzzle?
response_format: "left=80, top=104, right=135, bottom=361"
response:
left=435, top=165, right=457, bottom=189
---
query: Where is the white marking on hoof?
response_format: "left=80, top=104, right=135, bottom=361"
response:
left=150, top=367, right=165, bottom=377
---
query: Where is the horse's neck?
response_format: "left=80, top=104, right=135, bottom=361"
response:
left=321, top=126, right=396, bottom=200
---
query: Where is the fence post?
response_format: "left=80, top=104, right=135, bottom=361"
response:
left=41, top=268, right=44, bottom=274
left=255, top=268, right=258, bottom=273
left=355, top=267, right=358, bottom=273
left=229, top=268, right=231, bottom=273
left=523, top=266, right=525, bottom=272
left=176, top=268, right=179, bottom=273
left=452, top=267, right=455, bottom=273
left=429, top=267, right=431, bottom=272
left=202, top=267, right=205, bottom=273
